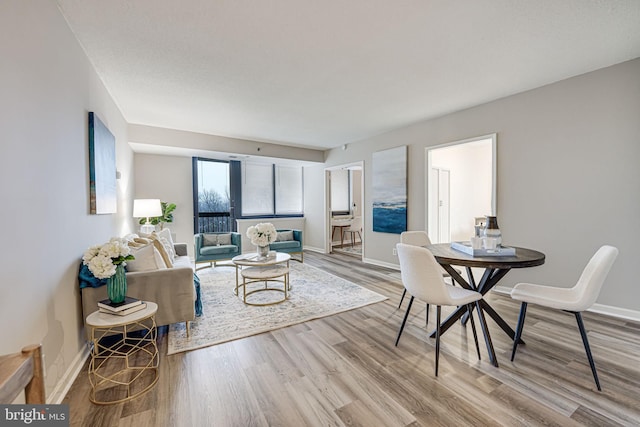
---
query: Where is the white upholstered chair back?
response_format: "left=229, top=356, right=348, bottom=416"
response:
left=400, top=231, right=431, bottom=247
left=572, top=245, right=619, bottom=311
left=396, top=243, right=454, bottom=306
left=347, top=216, right=362, bottom=233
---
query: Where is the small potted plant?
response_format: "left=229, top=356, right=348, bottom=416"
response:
left=139, top=201, right=176, bottom=230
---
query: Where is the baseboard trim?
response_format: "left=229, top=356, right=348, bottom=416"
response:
left=589, top=303, right=640, bottom=322
left=493, top=286, right=640, bottom=322
left=48, top=344, right=90, bottom=404
left=303, top=245, right=326, bottom=254
left=362, top=257, right=400, bottom=270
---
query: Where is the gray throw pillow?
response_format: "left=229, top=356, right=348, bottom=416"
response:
left=202, top=234, right=219, bottom=247
left=276, top=231, right=294, bottom=242
left=216, top=233, right=232, bottom=245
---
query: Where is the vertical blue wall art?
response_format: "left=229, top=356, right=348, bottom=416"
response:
left=372, top=145, right=407, bottom=234
left=88, top=112, right=117, bottom=214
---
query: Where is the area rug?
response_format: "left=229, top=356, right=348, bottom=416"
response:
left=167, top=262, right=387, bottom=355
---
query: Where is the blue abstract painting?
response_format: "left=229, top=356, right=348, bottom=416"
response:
left=88, top=112, right=117, bottom=214
left=372, top=146, right=407, bottom=234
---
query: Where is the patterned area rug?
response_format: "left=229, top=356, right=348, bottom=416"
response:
left=167, top=262, right=387, bottom=355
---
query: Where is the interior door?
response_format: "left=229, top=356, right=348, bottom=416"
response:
left=437, top=169, right=451, bottom=242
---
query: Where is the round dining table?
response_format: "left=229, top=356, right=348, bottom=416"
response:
left=426, top=243, right=545, bottom=367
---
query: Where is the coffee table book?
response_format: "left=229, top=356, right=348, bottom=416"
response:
left=450, top=241, right=516, bottom=257
left=98, top=302, right=147, bottom=316
left=97, top=296, right=142, bottom=312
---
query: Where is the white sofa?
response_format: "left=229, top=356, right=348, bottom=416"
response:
left=81, top=242, right=196, bottom=338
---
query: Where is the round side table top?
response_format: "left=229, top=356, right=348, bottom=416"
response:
left=232, top=252, right=291, bottom=266
left=86, top=301, right=158, bottom=328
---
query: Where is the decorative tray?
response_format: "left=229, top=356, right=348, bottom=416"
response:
left=450, top=241, right=516, bottom=257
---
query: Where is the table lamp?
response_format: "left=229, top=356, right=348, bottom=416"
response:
left=133, top=199, right=162, bottom=234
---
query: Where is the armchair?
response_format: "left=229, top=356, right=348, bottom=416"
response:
left=269, top=229, right=303, bottom=262
left=195, top=232, right=242, bottom=269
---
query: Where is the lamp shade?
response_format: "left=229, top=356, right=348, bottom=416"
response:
left=133, top=199, right=162, bottom=218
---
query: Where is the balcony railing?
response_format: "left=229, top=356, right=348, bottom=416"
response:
left=197, top=212, right=233, bottom=233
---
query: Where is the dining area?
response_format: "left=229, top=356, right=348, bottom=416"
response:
left=392, top=222, right=620, bottom=393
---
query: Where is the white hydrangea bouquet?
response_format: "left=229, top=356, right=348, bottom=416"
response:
left=246, top=222, right=277, bottom=247
left=82, top=237, right=134, bottom=279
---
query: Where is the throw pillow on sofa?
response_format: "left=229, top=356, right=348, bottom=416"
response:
left=126, top=243, right=167, bottom=272
left=148, top=234, right=174, bottom=268
left=156, top=228, right=177, bottom=259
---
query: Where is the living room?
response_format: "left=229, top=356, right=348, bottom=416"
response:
left=2, top=1, right=640, bottom=425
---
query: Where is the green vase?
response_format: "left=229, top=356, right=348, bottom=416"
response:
left=107, top=264, right=127, bottom=304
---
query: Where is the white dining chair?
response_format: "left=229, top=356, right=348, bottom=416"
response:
left=398, top=231, right=459, bottom=324
left=342, top=216, right=362, bottom=247
left=395, top=243, right=487, bottom=376
left=398, top=231, right=432, bottom=313
left=510, top=245, right=619, bottom=391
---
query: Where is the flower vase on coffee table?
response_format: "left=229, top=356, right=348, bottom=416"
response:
left=257, top=245, right=270, bottom=259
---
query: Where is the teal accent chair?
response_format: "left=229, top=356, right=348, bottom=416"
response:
left=269, top=229, right=303, bottom=262
left=195, top=232, right=242, bottom=270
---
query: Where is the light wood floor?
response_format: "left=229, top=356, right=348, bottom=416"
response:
left=63, top=251, right=640, bottom=426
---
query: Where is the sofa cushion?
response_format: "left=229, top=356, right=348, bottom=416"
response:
left=276, top=231, right=294, bottom=242
left=216, top=233, right=232, bottom=245
left=200, top=244, right=239, bottom=256
left=149, top=235, right=174, bottom=268
left=172, top=255, right=193, bottom=269
left=156, top=229, right=176, bottom=257
left=270, top=241, right=301, bottom=250
left=202, top=233, right=232, bottom=247
left=127, top=244, right=167, bottom=272
left=159, top=236, right=176, bottom=259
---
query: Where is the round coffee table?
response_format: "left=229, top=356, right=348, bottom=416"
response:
left=232, top=252, right=291, bottom=305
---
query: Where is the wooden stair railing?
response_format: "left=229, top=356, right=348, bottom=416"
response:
left=0, top=344, right=45, bottom=404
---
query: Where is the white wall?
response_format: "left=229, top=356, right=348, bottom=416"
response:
left=309, top=58, right=640, bottom=312
left=0, top=0, right=133, bottom=401
left=134, top=154, right=195, bottom=255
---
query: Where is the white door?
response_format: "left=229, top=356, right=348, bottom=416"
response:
left=430, top=168, right=451, bottom=243
left=437, top=169, right=451, bottom=242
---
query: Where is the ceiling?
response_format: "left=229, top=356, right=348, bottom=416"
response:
left=57, top=0, right=640, bottom=150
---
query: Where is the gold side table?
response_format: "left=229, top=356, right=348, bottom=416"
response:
left=86, top=301, right=159, bottom=405
left=240, top=264, right=290, bottom=306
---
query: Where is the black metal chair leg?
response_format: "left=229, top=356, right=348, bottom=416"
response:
left=435, top=305, right=441, bottom=376
left=575, top=312, right=602, bottom=391
left=511, top=302, right=528, bottom=361
left=398, top=289, right=406, bottom=309
left=467, top=303, right=481, bottom=360
left=426, top=303, right=430, bottom=326
left=395, top=296, right=414, bottom=346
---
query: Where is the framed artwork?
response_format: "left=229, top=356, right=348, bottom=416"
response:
left=88, top=112, right=117, bottom=214
left=372, top=145, right=407, bottom=234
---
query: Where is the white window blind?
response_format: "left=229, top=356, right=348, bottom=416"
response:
left=241, top=162, right=274, bottom=216
left=275, top=165, right=303, bottom=214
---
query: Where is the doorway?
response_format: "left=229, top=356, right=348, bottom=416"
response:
left=426, top=134, right=496, bottom=243
left=325, top=162, right=364, bottom=259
